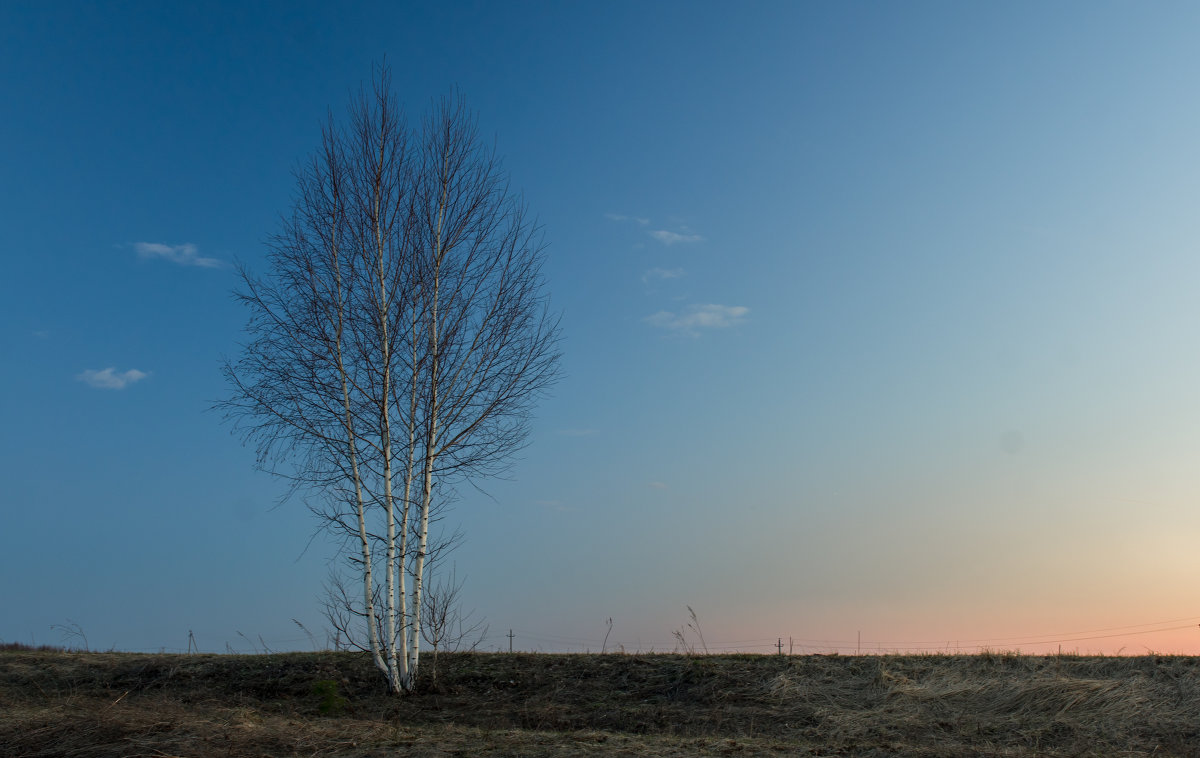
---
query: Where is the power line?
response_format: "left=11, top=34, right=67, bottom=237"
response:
left=95, top=614, right=1200, bottom=655
left=863, top=615, right=1200, bottom=646
left=488, top=615, right=1200, bottom=655
left=877, top=623, right=1200, bottom=652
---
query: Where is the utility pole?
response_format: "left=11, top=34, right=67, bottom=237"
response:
left=777, top=638, right=784, bottom=655
left=507, top=629, right=515, bottom=653
left=857, top=631, right=861, bottom=655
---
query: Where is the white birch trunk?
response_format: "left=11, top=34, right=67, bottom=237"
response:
left=408, top=174, right=447, bottom=681
left=227, top=81, right=559, bottom=700
left=396, top=307, right=420, bottom=691
left=330, top=228, right=388, bottom=681
left=411, top=398, right=435, bottom=677
left=372, top=180, right=402, bottom=693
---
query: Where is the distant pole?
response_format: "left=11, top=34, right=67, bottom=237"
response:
left=508, top=629, right=515, bottom=653
left=777, top=638, right=784, bottom=655
left=857, top=631, right=861, bottom=655
left=187, top=630, right=197, bottom=655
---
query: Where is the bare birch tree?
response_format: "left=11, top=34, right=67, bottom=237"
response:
left=221, top=67, right=559, bottom=694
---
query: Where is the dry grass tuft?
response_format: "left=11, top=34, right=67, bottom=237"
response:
left=2, top=649, right=1198, bottom=756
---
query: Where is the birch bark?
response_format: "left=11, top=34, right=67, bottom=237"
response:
left=409, top=167, right=445, bottom=679
left=223, top=76, right=559, bottom=697
left=328, top=162, right=387, bottom=680
left=371, top=156, right=402, bottom=693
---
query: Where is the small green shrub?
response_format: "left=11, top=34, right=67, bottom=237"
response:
left=312, top=679, right=347, bottom=716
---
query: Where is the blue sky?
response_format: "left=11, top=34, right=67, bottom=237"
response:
left=4, top=1, right=1200, bottom=655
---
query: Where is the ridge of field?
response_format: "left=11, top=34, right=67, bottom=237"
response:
left=3, top=649, right=1198, bottom=757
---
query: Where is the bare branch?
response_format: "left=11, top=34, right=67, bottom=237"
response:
left=221, top=69, right=559, bottom=695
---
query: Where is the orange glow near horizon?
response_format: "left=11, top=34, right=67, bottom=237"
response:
left=692, top=614, right=1200, bottom=657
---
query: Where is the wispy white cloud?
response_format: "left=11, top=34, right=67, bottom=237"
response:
left=648, top=229, right=704, bottom=245
left=557, top=428, right=599, bottom=437
left=642, top=267, right=685, bottom=284
left=648, top=481, right=668, bottom=490
left=645, top=304, right=748, bottom=333
left=77, top=367, right=149, bottom=390
left=135, top=242, right=223, bottom=268
left=605, top=213, right=650, bottom=226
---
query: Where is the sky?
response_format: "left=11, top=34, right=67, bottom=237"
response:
left=3, top=0, right=1200, bottom=656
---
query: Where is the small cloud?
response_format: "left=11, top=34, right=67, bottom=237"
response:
left=648, top=481, right=668, bottom=490
left=645, top=304, right=748, bottom=333
left=642, top=267, right=685, bottom=284
left=135, top=242, right=223, bottom=268
left=648, top=229, right=703, bottom=245
left=606, top=213, right=650, bottom=226
left=77, top=367, right=148, bottom=390
left=558, top=428, right=598, bottom=437
left=32, top=329, right=50, bottom=339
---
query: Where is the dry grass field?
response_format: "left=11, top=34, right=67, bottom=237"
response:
left=3, top=646, right=1199, bottom=757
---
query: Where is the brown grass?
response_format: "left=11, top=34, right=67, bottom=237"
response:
left=3, top=648, right=1198, bottom=756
